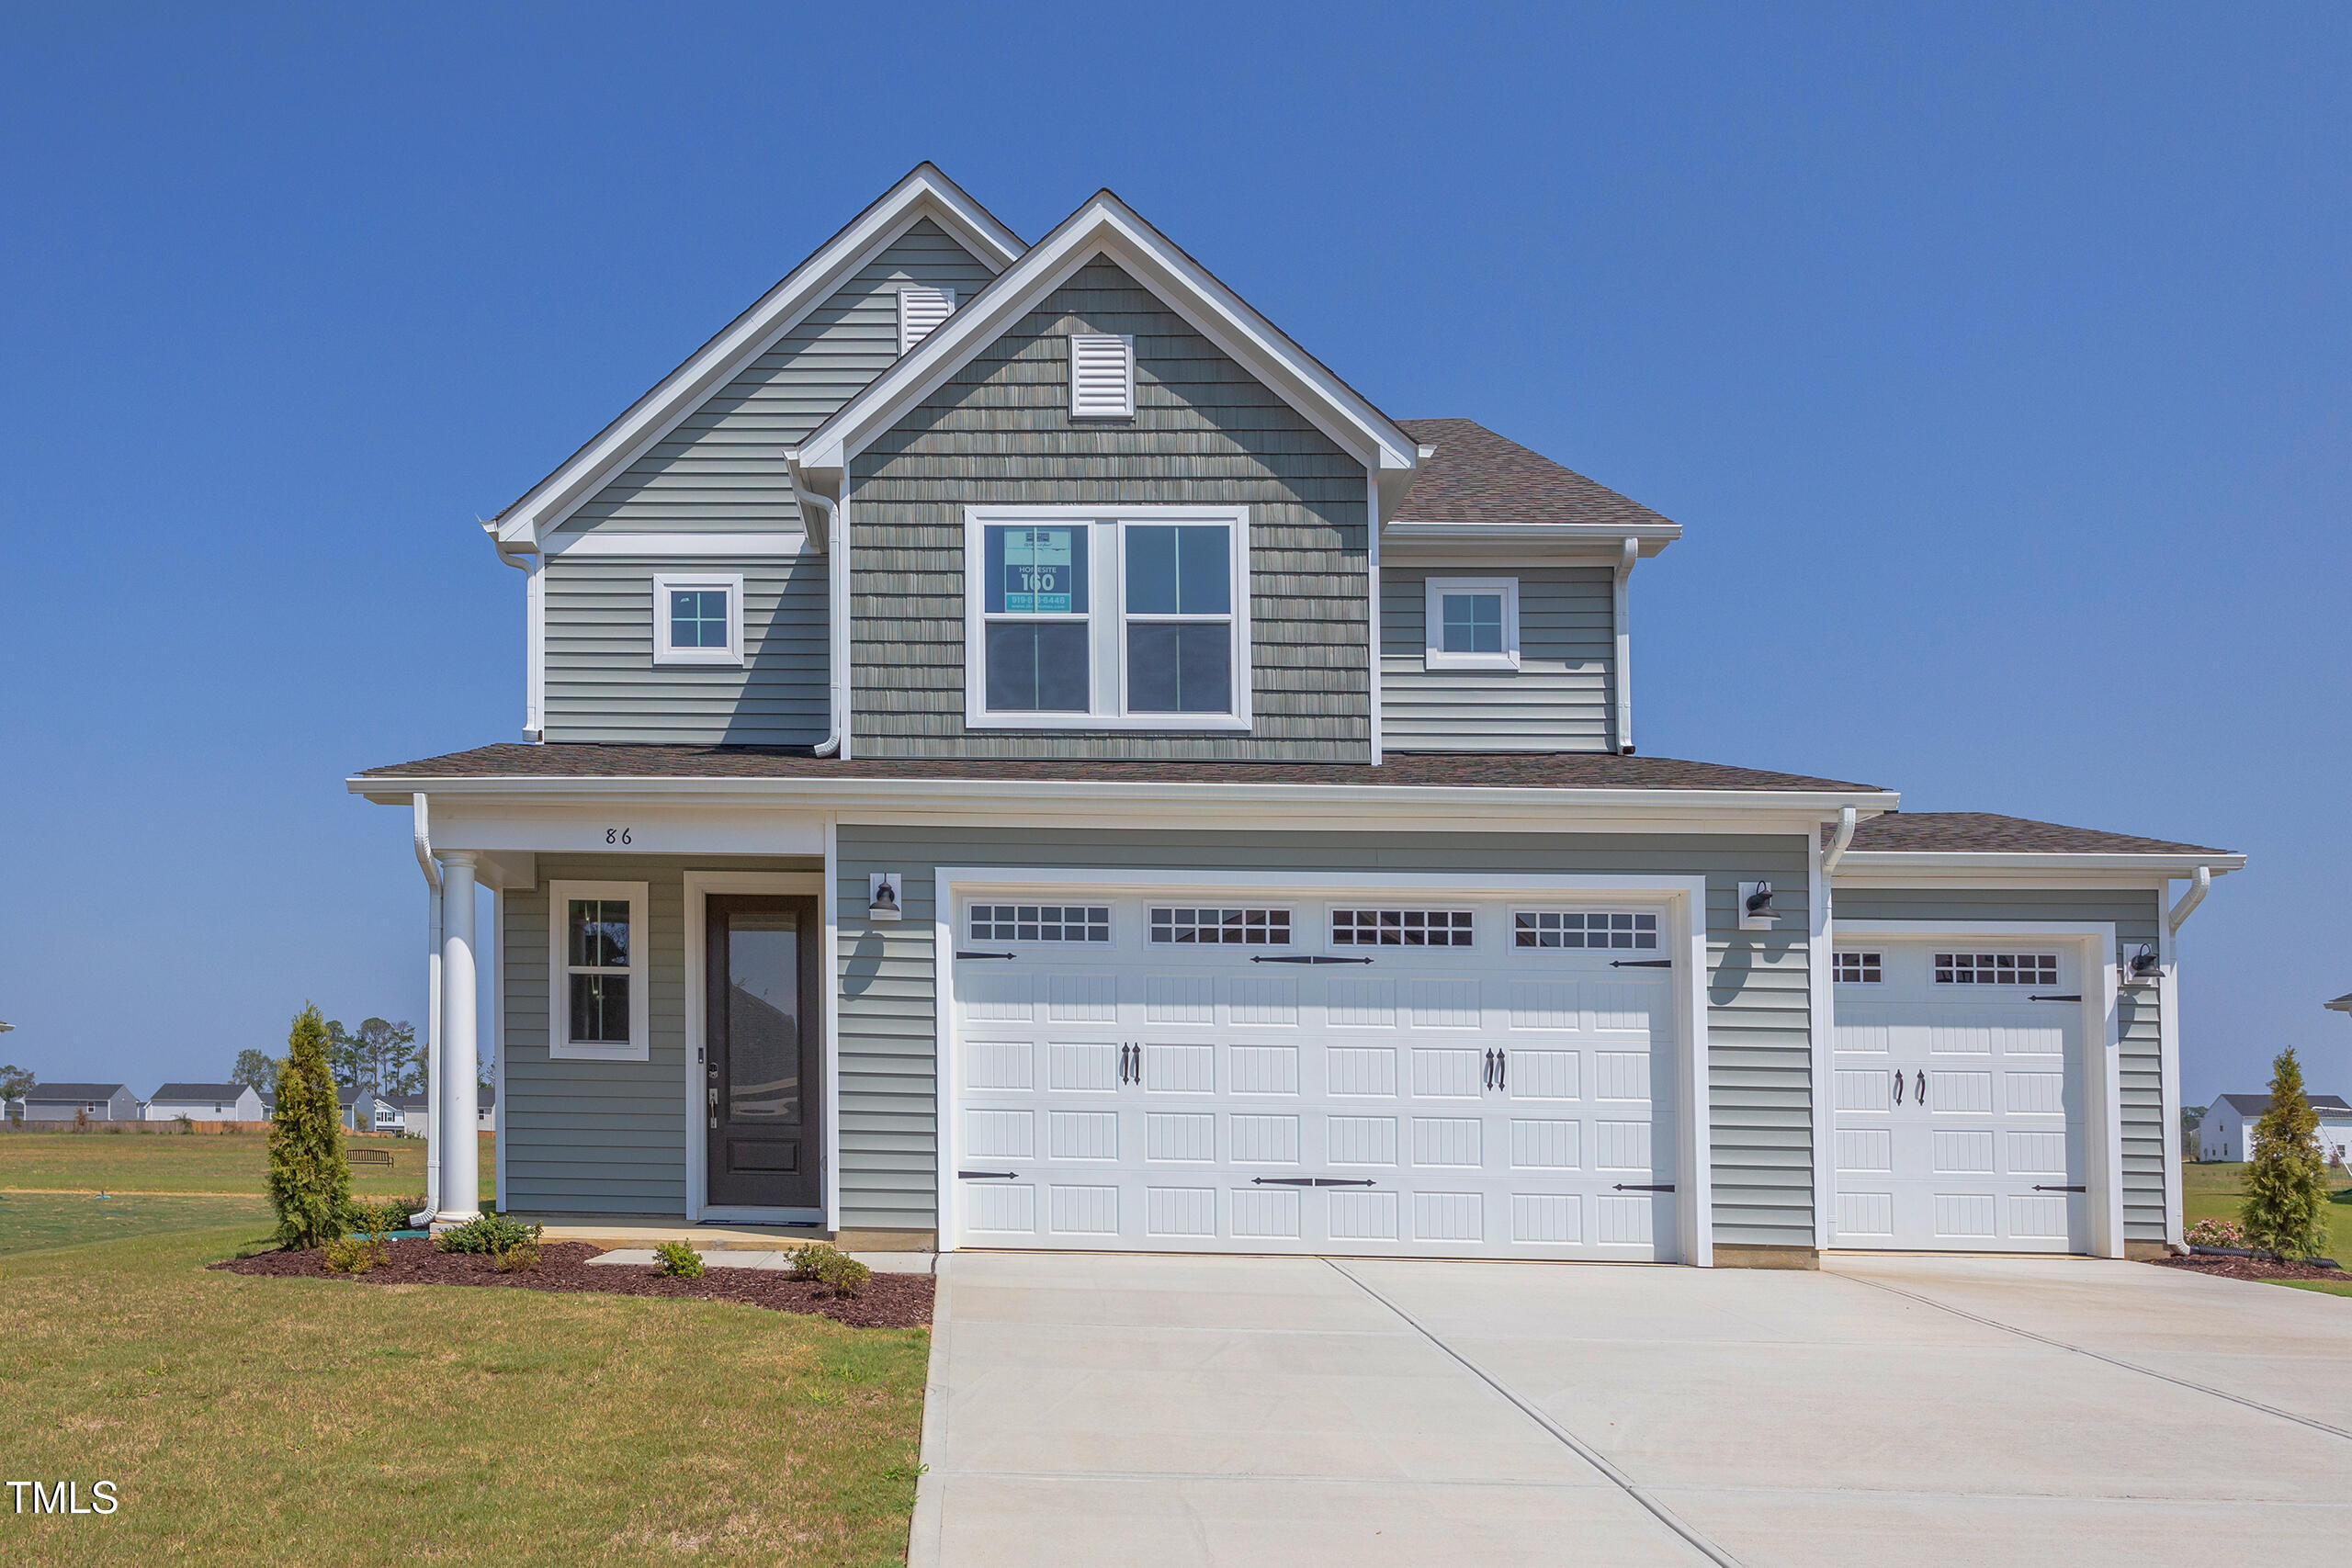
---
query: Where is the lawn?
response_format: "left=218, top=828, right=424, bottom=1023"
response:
left=0, top=1191, right=274, bottom=1256
left=0, top=1209, right=929, bottom=1564
left=0, top=1126, right=491, bottom=1202
left=2180, top=1160, right=2352, bottom=1296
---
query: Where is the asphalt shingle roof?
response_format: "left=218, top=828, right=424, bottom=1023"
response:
left=359, top=743, right=1879, bottom=794
left=2216, top=1093, right=2352, bottom=1116
left=20, top=1083, right=129, bottom=1101
left=150, top=1083, right=254, bottom=1100
left=1843, top=811, right=2232, bottom=857
left=1392, top=419, right=1675, bottom=530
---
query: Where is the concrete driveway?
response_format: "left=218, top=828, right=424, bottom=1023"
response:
left=909, top=1251, right=2352, bottom=1566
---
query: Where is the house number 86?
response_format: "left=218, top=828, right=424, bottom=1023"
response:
left=605, top=829, right=632, bottom=845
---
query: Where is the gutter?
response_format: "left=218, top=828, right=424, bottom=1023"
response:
left=1819, top=806, right=1857, bottom=874
left=786, top=451, right=847, bottom=758
left=2167, top=865, right=2212, bottom=933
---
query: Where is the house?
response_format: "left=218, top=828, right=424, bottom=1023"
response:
left=351, top=1089, right=408, bottom=1134
left=397, top=1087, right=492, bottom=1137
left=351, top=164, right=2245, bottom=1266
left=19, top=1083, right=141, bottom=1122
left=2199, top=1093, right=2352, bottom=1164
left=143, top=1083, right=266, bottom=1122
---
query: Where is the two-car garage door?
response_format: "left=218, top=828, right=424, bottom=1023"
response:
left=944, top=889, right=1683, bottom=1260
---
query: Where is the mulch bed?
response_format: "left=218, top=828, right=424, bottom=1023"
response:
left=2154, top=1253, right=2348, bottom=1285
left=209, top=1240, right=933, bottom=1328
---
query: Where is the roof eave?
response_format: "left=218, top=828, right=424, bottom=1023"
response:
left=1837, top=849, right=2245, bottom=877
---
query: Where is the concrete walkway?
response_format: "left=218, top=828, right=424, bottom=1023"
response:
left=910, top=1251, right=2352, bottom=1567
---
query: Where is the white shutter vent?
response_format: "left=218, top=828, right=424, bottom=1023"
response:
left=897, top=286, right=955, bottom=355
left=1068, top=333, right=1136, bottom=418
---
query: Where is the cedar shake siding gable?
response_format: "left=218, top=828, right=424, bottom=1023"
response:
left=845, top=257, right=1372, bottom=761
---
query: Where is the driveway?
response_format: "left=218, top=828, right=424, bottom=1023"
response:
left=910, top=1252, right=2352, bottom=1566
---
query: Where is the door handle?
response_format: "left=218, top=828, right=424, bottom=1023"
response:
left=1915, top=1070, right=1927, bottom=1106
left=1893, top=1071, right=1905, bottom=1105
left=1117, top=1044, right=1131, bottom=1085
left=1483, top=1049, right=1495, bottom=1089
left=1496, top=1050, right=1506, bottom=1091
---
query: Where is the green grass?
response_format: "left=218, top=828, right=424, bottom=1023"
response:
left=2180, top=1160, right=2352, bottom=1295
left=0, top=1211, right=928, bottom=1564
left=0, top=1126, right=491, bottom=1202
left=0, top=1191, right=275, bottom=1256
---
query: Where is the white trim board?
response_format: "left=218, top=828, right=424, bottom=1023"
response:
left=929, top=866, right=1713, bottom=1266
left=1829, top=919, right=2126, bottom=1258
left=545, top=532, right=808, bottom=558
left=681, top=870, right=828, bottom=1226
left=545, top=880, right=651, bottom=1064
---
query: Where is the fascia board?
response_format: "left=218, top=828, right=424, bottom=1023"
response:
left=351, top=772, right=1897, bottom=820
left=1385, top=523, right=1680, bottom=553
left=799, top=197, right=1418, bottom=479
left=497, top=169, right=1023, bottom=543
left=1836, top=851, right=2245, bottom=880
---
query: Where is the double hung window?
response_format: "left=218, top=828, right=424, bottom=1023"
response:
left=548, top=881, right=651, bottom=1061
left=967, top=508, right=1250, bottom=728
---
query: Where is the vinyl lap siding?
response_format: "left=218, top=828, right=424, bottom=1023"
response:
left=1833, top=886, right=2167, bottom=1244
left=541, top=554, right=828, bottom=745
left=1381, top=565, right=1614, bottom=751
left=832, top=826, right=1814, bottom=1247
left=846, top=258, right=1372, bottom=761
left=557, top=220, right=1000, bottom=535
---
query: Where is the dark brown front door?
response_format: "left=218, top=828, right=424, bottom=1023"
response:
left=704, top=895, right=821, bottom=1210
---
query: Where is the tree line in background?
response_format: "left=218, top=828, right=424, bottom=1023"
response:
left=232, top=1016, right=482, bottom=1101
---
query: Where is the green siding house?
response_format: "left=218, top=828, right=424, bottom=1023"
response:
left=354, top=165, right=2241, bottom=1267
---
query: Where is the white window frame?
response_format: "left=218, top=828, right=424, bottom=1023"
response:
left=650, top=572, right=745, bottom=668
left=1068, top=333, right=1136, bottom=418
left=897, top=285, right=955, bottom=355
left=962, top=505, right=1253, bottom=731
left=1424, top=576, right=1521, bottom=671
left=548, top=880, right=651, bottom=1063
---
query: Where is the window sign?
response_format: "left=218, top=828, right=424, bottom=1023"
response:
left=988, top=525, right=1089, bottom=615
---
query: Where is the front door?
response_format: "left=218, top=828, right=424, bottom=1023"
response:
left=705, top=895, right=822, bottom=1210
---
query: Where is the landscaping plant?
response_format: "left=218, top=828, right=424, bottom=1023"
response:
left=266, top=1004, right=351, bottom=1249
left=652, top=1239, right=705, bottom=1278
left=2186, top=1217, right=2246, bottom=1248
left=785, top=1242, right=868, bottom=1296
left=2239, top=1044, right=2332, bottom=1260
left=432, top=1212, right=541, bottom=1255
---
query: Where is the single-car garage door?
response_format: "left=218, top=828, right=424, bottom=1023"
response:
left=1830, top=941, right=2089, bottom=1252
left=944, top=889, right=1683, bottom=1260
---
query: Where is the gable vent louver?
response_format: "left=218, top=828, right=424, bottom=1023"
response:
left=1069, top=333, right=1136, bottom=418
left=897, top=286, right=955, bottom=355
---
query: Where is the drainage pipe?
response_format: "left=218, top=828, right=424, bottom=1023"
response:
left=788, top=455, right=847, bottom=757
left=412, top=795, right=442, bottom=1225
left=2167, top=865, right=2211, bottom=933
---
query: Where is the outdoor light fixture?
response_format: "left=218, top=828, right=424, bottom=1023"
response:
left=2122, top=942, right=2161, bottom=985
left=867, top=873, right=903, bottom=922
left=1737, top=881, right=1777, bottom=931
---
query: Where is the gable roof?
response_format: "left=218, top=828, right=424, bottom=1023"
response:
left=2217, top=1093, right=2352, bottom=1116
left=22, top=1083, right=129, bottom=1101
left=793, top=189, right=1421, bottom=511
left=1392, top=419, right=1679, bottom=542
left=150, top=1083, right=254, bottom=1100
left=494, top=164, right=1023, bottom=542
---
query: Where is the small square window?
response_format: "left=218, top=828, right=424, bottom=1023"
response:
left=1834, top=952, right=1883, bottom=984
left=651, top=573, right=744, bottom=667
left=1424, top=578, right=1520, bottom=671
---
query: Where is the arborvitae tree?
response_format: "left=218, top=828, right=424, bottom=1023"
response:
left=2240, top=1045, right=2330, bottom=1260
left=267, top=1004, right=351, bottom=1248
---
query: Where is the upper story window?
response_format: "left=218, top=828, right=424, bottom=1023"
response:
left=1424, top=577, right=1520, bottom=671
left=1069, top=333, right=1135, bottom=418
left=898, top=286, right=955, bottom=354
left=651, top=572, right=744, bottom=668
left=966, top=508, right=1251, bottom=730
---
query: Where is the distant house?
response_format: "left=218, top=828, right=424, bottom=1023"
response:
left=351, top=1090, right=406, bottom=1135
left=2199, top=1093, right=2352, bottom=1163
left=144, top=1083, right=266, bottom=1122
left=19, top=1084, right=141, bottom=1122
left=398, top=1087, right=492, bottom=1137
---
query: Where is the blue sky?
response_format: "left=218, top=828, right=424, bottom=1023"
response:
left=1, top=4, right=2344, bottom=1107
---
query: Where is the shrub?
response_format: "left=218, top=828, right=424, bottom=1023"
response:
left=174, top=1113, right=193, bottom=1134
left=2186, top=1218, right=2245, bottom=1248
left=494, top=1244, right=541, bottom=1274
left=433, top=1213, right=542, bottom=1255
left=2242, top=1045, right=2331, bottom=1260
left=322, top=1233, right=383, bottom=1274
left=345, top=1197, right=413, bottom=1236
left=785, top=1242, right=868, bottom=1296
left=786, top=1242, right=833, bottom=1280
left=267, top=1004, right=351, bottom=1250
left=652, top=1239, right=705, bottom=1279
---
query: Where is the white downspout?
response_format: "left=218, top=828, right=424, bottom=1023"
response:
left=412, top=794, right=443, bottom=1226
left=1612, top=537, right=1636, bottom=753
left=788, top=454, right=847, bottom=757
left=2167, top=865, right=2211, bottom=933
left=483, top=525, right=541, bottom=742
left=1820, top=806, right=1857, bottom=875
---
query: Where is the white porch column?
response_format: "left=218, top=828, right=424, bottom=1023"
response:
left=435, top=851, right=481, bottom=1224
left=419, top=875, right=443, bottom=1223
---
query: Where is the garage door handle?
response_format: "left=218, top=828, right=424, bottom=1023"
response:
left=1251, top=1176, right=1377, bottom=1188
left=958, top=1170, right=1020, bottom=1180
left=1611, top=959, right=1673, bottom=968
left=1483, top=1049, right=1496, bottom=1089
left=1496, top=1050, right=1506, bottom=1090
left=1612, top=1183, right=1675, bottom=1192
left=2030, top=994, right=2080, bottom=1002
left=1252, top=954, right=1374, bottom=965
left=2032, top=1184, right=2086, bottom=1193
left=1915, top=1070, right=1926, bottom=1106
left=957, top=951, right=1016, bottom=961
left=1893, top=1072, right=1904, bottom=1105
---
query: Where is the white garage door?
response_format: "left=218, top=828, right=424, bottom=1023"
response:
left=1831, top=942, right=2088, bottom=1252
left=945, top=890, right=1682, bottom=1260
